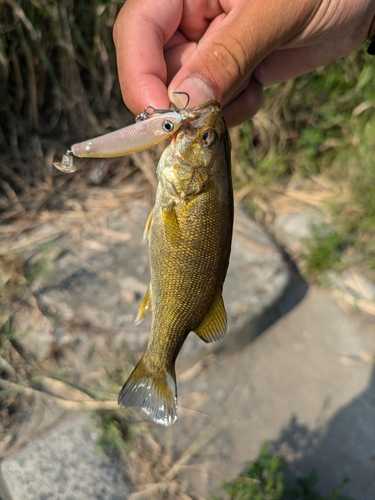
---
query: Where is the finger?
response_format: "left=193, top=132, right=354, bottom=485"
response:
left=168, top=0, right=318, bottom=107
left=178, top=0, right=224, bottom=42
left=254, top=34, right=368, bottom=87
left=223, top=76, right=263, bottom=127
left=164, top=38, right=197, bottom=85
left=113, top=0, right=183, bottom=115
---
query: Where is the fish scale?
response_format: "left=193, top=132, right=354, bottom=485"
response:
left=118, top=101, right=233, bottom=425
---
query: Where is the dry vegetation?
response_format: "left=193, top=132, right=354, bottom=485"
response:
left=1, top=1, right=375, bottom=497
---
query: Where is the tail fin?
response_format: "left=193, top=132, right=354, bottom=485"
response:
left=118, top=354, right=177, bottom=426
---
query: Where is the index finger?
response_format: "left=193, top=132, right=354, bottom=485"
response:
left=113, top=0, right=183, bottom=115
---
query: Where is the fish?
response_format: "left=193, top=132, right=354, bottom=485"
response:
left=118, top=100, right=233, bottom=426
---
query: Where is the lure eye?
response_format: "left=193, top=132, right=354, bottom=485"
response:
left=202, top=129, right=218, bottom=147
left=162, top=120, right=175, bottom=133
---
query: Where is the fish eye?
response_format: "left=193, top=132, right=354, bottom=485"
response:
left=202, top=129, right=218, bottom=147
left=162, top=120, right=174, bottom=133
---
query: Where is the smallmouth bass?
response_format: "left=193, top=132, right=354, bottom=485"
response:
left=118, top=101, right=233, bottom=426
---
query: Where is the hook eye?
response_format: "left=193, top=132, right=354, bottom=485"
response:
left=136, top=105, right=175, bottom=121
left=135, top=92, right=190, bottom=123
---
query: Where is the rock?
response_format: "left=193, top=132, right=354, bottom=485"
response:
left=273, top=212, right=327, bottom=256
left=0, top=416, right=131, bottom=500
left=272, top=211, right=375, bottom=317
left=11, top=295, right=54, bottom=359
left=327, top=269, right=375, bottom=302
left=0, top=200, right=298, bottom=499
left=120, top=276, right=148, bottom=304
left=159, top=287, right=375, bottom=500
left=36, top=202, right=292, bottom=360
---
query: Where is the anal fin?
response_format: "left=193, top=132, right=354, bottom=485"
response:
left=194, top=294, right=227, bottom=343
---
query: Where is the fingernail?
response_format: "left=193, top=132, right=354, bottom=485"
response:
left=170, top=77, right=215, bottom=108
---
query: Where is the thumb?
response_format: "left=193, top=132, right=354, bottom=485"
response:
left=168, top=0, right=317, bottom=107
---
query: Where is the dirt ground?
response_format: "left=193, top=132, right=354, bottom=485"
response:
left=1, top=184, right=375, bottom=500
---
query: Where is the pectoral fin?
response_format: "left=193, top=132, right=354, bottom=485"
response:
left=194, top=294, right=227, bottom=343
left=162, top=206, right=180, bottom=247
left=143, top=207, right=155, bottom=242
left=135, top=283, right=152, bottom=325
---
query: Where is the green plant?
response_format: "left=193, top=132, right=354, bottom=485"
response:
left=23, top=242, right=56, bottom=288
left=95, top=409, right=133, bottom=458
left=289, top=471, right=351, bottom=500
left=212, top=444, right=354, bottom=500
left=304, top=228, right=345, bottom=277
left=232, top=45, right=375, bottom=278
left=211, top=444, right=287, bottom=500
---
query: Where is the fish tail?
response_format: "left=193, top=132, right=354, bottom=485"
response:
left=118, top=354, right=177, bottom=426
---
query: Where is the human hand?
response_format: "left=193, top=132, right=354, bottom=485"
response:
left=113, top=0, right=375, bottom=126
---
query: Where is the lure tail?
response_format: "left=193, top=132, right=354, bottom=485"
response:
left=118, top=354, right=177, bottom=426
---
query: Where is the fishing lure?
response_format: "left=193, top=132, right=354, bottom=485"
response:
left=53, top=93, right=190, bottom=173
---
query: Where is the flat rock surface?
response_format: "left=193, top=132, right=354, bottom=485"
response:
left=1, top=200, right=375, bottom=499
left=35, top=201, right=292, bottom=366
left=169, top=286, right=375, bottom=499
left=0, top=416, right=130, bottom=500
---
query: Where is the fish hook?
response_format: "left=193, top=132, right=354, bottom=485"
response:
left=136, top=105, right=171, bottom=122
left=135, top=92, right=190, bottom=122
left=172, top=91, right=190, bottom=110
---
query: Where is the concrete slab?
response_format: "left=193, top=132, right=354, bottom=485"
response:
left=2, top=200, right=374, bottom=499
left=1, top=201, right=293, bottom=500
left=0, top=416, right=130, bottom=500
left=167, top=286, right=375, bottom=499
left=35, top=202, right=292, bottom=362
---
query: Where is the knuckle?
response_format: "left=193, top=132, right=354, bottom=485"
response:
left=209, top=36, right=249, bottom=87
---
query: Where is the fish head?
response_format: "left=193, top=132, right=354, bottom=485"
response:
left=157, top=101, right=231, bottom=200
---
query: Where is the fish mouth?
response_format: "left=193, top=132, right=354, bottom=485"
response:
left=179, top=101, right=222, bottom=123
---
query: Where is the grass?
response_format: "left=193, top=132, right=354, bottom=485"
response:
left=94, top=409, right=134, bottom=458
left=304, top=228, right=345, bottom=277
left=211, top=444, right=286, bottom=500
left=232, top=45, right=375, bottom=279
left=212, top=444, right=353, bottom=500
left=1, top=1, right=375, bottom=279
left=0, top=1, right=374, bottom=494
left=0, top=256, right=28, bottom=331
left=0, top=0, right=128, bottom=221
left=0, top=242, right=57, bottom=431
left=0, top=244, right=54, bottom=323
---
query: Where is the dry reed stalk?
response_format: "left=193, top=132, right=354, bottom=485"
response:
left=0, top=378, right=118, bottom=410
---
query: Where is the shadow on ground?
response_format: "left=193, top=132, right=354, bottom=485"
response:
left=270, top=364, right=375, bottom=499
left=219, top=268, right=309, bottom=357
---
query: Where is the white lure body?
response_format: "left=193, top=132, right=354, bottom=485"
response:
left=71, top=111, right=182, bottom=158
